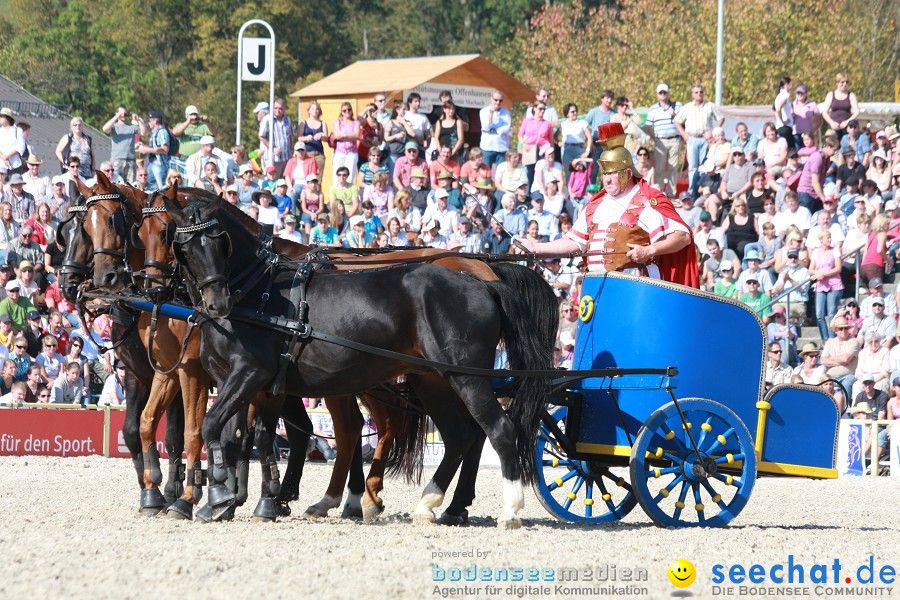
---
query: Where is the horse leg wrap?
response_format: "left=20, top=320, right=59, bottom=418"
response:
left=143, top=445, right=163, bottom=486
left=233, top=462, right=249, bottom=506
left=164, top=458, right=185, bottom=505
left=131, top=456, right=144, bottom=488
left=190, top=462, right=206, bottom=504
left=208, top=442, right=228, bottom=485
left=261, top=457, right=281, bottom=498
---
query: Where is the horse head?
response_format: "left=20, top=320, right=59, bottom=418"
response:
left=79, top=170, right=140, bottom=291
left=162, top=192, right=233, bottom=317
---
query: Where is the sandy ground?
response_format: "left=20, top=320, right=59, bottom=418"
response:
left=0, top=455, right=898, bottom=600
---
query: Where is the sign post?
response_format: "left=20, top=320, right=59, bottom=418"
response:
left=236, top=20, right=275, bottom=147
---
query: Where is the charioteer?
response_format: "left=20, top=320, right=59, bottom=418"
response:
left=518, top=123, right=699, bottom=287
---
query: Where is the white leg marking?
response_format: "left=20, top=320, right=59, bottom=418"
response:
left=498, top=478, right=524, bottom=529
left=412, top=480, right=444, bottom=524
left=304, top=494, right=341, bottom=518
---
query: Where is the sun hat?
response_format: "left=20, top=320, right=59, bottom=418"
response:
left=305, top=173, right=319, bottom=183
left=799, top=342, right=820, bottom=356
left=744, top=249, right=761, bottom=261
left=26, top=155, right=42, bottom=165
left=437, top=170, right=453, bottom=180
left=184, top=105, right=199, bottom=116
left=18, top=260, right=33, bottom=270
left=350, top=215, right=365, bottom=227
left=474, top=177, right=493, bottom=190
left=850, top=401, right=874, bottom=414
left=7, top=173, right=24, bottom=185
left=410, top=167, right=426, bottom=179
left=251, top=189, right=273, bottom=204
left=294, top=141, right=307, bottom=151
left=831, top=316, right=850, bottom=329
left=199, top=135, right=215, bottom=146
left=0, top=107, right=16, bottom=124
left=283, top=214, right=296, bottom=224
left=238, top=164, right=254, bottom=176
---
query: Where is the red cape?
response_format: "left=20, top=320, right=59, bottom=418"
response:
left=588, top=179, right=700, bottom=288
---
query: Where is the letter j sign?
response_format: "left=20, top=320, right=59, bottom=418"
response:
left=241, top=37, right=273, bottom=82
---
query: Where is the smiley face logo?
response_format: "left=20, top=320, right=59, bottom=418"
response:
left=667, top=558, right=696, bottom=588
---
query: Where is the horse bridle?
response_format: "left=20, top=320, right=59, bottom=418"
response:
left=135, top=203, right=180, bottom=300
left=57, top=204, right=93, bottom=285
left=84, top=190, right=135, bottom=262
left=171, top=216, right=233, bottom=292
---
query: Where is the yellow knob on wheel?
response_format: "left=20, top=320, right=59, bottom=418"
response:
left=566, top=492, right=576, bottom=500
left=711, top=494, right=722, bottom=503
left=675, top=501, right=685, bottom=509
left=554, top=478, right=564, bottom=487
left=695, top=503, right=705, bottom=511
left=701, top=423, right=712, bottom=431
left=602, top=493, right=611, bottom=502
left=584, top=498, right=594, bottom=506
left=551, top=458, right=559, bottom=468
left=659, top=488, right=669, bottom=498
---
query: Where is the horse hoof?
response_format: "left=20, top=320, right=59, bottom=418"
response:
left=252, top=497, right=277, bottom=522
left=438, top=510, right=468, bottom=526
left=275, top=502, right=292, bottom=517
left=166, top=498, right=194, bottom=520
left=341, top=504, right=364, bottom=519
left=303, top=507, right=328, bottom=520
left=362, top=501, right=385, bottom=524
left=497, top=517, right=522, bottom=530
left=412, top=511, right=436, bottom=525
left=139, top=488, right=167, bottom=516
left=195, top=504, right=213, bottom=523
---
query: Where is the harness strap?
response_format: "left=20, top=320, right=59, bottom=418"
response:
left=145, top=303, right=206, bottom=376
left=271, top=260, right=314, bottom=396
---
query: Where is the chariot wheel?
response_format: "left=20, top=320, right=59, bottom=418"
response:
left=532, top=406, right=636, bottom=523
left=629, top=398, right=756, bottom=528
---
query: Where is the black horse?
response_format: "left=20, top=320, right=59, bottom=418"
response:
left=164, top=194, right=554, bottom=528
left=56, top=197, right=187, bottom=512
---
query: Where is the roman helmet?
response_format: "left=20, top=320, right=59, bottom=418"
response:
left=596, top=123, right=634, bottom=189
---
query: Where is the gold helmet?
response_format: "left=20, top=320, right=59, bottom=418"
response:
left=596, top=123, right=634, bottom=188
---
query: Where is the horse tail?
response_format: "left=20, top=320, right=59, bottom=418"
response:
left=486, top=263, right=557, bottom=483
left=386, top=408, right=427, bottom=484
left=362, top=385, right=427, bottom=484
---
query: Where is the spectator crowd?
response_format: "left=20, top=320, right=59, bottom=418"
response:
left=1, top=73, right=898, bottom=463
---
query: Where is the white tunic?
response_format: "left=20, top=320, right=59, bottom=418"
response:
left=566, top=185, right=688, bottom=278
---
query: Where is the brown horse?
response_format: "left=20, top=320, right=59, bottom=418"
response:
left=75, top=173, right=216, bottom=518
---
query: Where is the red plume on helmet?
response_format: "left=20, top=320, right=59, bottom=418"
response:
left=596, top=122, right=625, bottom=144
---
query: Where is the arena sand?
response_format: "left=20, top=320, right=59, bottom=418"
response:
left=0, top=456, right=897, bottom=600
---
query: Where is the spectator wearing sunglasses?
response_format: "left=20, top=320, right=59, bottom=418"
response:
left=765, top=341, right=792, bottom=388
left=85, top=161, right=124, bottom=186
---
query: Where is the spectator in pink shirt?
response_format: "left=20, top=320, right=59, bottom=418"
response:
left=518, top=102, right=554, bottom=192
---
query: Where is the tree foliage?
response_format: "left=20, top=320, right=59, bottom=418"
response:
left=500, top=0, right=898, bottom=110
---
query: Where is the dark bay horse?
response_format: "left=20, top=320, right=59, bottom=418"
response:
left=164, top=194, right=553, bottom=528
left=56, top=192, right=187, bottom=514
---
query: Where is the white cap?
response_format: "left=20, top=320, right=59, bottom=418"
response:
left=545, top=173, right=560, bottom=184
left=434, top=188, right=449, bottom=199
left=305, top=173, right=319, bottom=183
left=199, top=135, right=215, bottom=146
left=5, top=280, right=19, bottom=291
left=885, top=200, right=898, bottom=211
left=350, top=215, right=365, bottom=227
left=184, top=105, right=199, bottom=115
left=225, top=183, right=238, bottom=193
left=424, top=219, right=439, bottom=231
left=656, top=83, right=669, bottom=93
left=253, top=102, right=269, bottom=114
left=52, top=175, right=65, bottom=185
